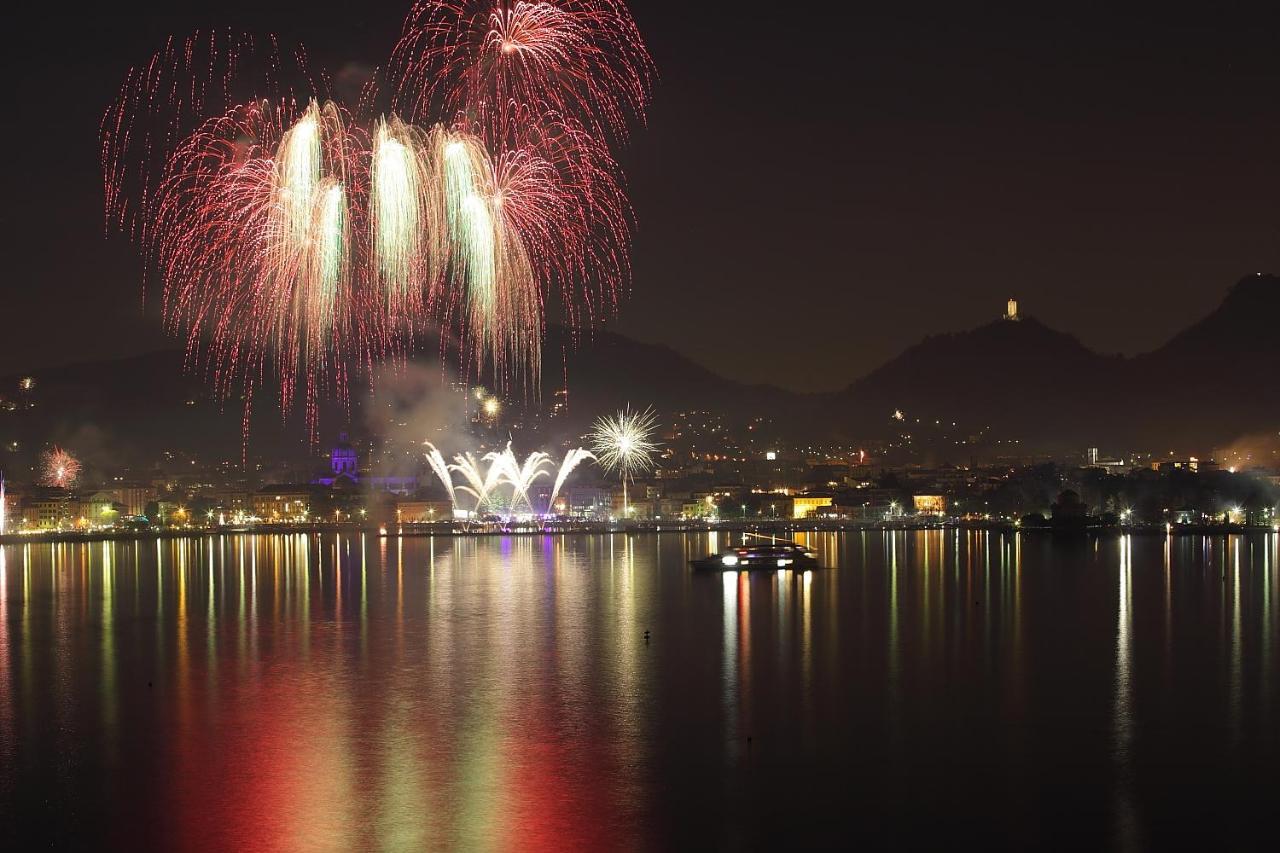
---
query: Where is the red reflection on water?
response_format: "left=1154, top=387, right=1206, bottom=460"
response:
left=500, top=696, right=625, bottom=852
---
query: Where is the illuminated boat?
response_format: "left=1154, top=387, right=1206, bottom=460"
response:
left=690, top=542, right=819, bottom=571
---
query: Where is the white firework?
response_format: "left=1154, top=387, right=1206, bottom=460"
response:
left=589, top=406, right=659, bottom=516
left=548, top=448, right=595, bottom=515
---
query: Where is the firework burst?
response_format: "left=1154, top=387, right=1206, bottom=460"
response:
left=589, top=405, right=659, bottom=515
left=152, top=98, right=366, bottom=440
left=392, top=0, right=654, bottom=144
left=371, top=117, right=439, bottom=316
left=40, top=447, right=82, bottom=490
left=103, top=4, right=652, bottom=444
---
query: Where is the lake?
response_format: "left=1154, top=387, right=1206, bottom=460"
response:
left=1, top=531, right=1278, bottom=850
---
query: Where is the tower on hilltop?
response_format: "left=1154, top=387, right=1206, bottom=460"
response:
left=1004, top=298, right=1020, bottom=321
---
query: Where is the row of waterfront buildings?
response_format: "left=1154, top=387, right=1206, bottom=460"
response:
left=4, top=423, right=1278, bottom=532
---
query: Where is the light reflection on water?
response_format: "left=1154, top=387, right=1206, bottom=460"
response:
left=1, top=531, right=1280, bottom=849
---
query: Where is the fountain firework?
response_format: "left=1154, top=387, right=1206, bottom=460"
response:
left=423, top=442, right=458, bottom=510
left=424, top=443, right=593, bottom=518
left=548, top=447, right=595, bottom=515
left=495, top=448, right=552, bottom=513
left=449, top=449, right=509, bottom=513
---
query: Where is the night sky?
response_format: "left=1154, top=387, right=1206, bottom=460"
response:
left=5, top=2, right=1280, bottom=391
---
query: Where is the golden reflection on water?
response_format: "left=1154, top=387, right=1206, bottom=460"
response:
left=1113, top=535, right=1138, bottom=848
left=0, top=549, right=8, bottom=752
left=1230, top=535, right=1242, bottom=745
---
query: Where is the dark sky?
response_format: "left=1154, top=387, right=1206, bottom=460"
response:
left=5, top=2, right=1280, bottom=391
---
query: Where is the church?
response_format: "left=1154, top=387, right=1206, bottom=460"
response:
left=313, top=433, right=420, bottom=495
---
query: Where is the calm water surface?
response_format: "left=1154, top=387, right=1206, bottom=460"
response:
left=1, top=531, right=1279, bottom=850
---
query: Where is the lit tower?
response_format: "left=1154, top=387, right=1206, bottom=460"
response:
left=1004, top=298, right=1020, bottom=321
left=330, top=433, right=358, bottom=481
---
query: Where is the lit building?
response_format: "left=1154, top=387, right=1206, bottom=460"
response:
left=22, top=495, right=67, bottom=529
left=330, top=436, right=358, bottom=480
left=565, top=485, right=612, bottom=519
left=913, top=495, right=947, bottom=515
left=252, top=486, right=320, bottom=521
left=792, top=495, right=833, bottom=519
left=78, top=492, right=121, bottom=524
left=1004, top=298, right=1020, bottom=321
left=313, top=433, right=418, bottom=494
left=550, top=387, right=568, bottom=418
left=394, top=499, right=453, bottom=523
left=104, top=484, right=154, bottom=517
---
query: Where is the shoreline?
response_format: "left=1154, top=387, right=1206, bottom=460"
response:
left=0, top=518, right=1274, bottom=545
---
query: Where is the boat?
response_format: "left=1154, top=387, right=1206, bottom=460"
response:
left=690, top=541, right=820, bottom=571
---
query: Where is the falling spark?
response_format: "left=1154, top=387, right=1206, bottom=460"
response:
left=393, top=0, right=654, bottom=144
left=102, top=3, right=653, bottom=443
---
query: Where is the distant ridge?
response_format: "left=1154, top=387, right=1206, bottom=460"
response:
left=2, top=274, right=1278, bottom=463
left=827, top=273, right=1280, bottom=450
left=545, top=324, right=803, bottom=421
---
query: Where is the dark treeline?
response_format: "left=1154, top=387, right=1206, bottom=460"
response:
left=965, top=464, right=1276, bottom=524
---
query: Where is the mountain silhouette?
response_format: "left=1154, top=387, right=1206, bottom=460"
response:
left=2, top=274, right=1278, bottom=469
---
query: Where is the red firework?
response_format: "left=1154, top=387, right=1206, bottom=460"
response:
left=102, top=3, right=652, bottom=444
left=40, top=447, right=82, bottom=489
left=391, top=0, right=654, bottom=143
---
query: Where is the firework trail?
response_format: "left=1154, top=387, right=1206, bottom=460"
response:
left=423, top=441, right=458, bottom=509
left=548, top=447, right=594, bottom=514
left=103, top=4, right=652, bottom=442
left=449, top=449, right=508, bottom=513
left=589, top=405, right=659, bottom=515
left=494, top=447, right=551, bottom=512
left=428, top=442, right=588, bottom=516
left=40, top=447, right=82, bottom=490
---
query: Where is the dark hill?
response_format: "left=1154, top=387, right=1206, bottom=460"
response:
left=1127, top=273, right=1280, bottom=446
left=836, top=316, right=1124, bottom=444
left=3, top=275, right=1279, bottom=465
left=828, top=274, right=1280, bottom=451
left=546, top=325, right=806, bottom=425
